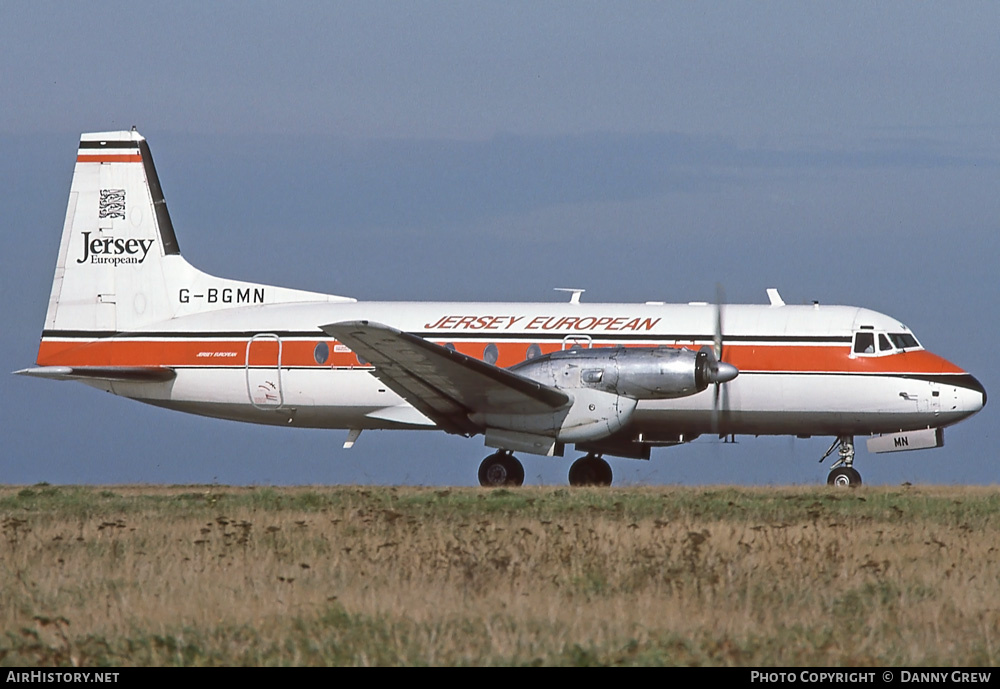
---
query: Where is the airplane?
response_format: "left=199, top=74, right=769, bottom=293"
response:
left=16, top=130, right=987, bottom=487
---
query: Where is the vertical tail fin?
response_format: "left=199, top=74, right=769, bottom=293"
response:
left=46, top=129, right=183, bottom=333
left=43, top=129, right=352, bottom=338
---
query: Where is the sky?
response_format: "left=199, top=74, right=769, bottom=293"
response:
left=2, top=2, right=998, bottom=487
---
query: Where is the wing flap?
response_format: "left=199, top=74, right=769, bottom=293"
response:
left=364, top=404, right=437, bottom=427
left=320, top=320, right=569, bottom=435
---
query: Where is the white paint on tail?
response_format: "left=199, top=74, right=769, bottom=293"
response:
left=45, top=130, right=352, bottom=334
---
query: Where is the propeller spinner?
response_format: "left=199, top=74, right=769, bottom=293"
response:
left=696, top=346, right=738, bottom=387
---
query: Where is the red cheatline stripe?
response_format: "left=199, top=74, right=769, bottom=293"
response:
left=35, top=338, right=967, bottom=375
left=76, top=154, right=142, bottom=163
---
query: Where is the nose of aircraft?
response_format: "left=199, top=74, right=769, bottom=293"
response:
left=956, top=374, right=987, bottom=416
left=969, top=375, right=987, bottom=409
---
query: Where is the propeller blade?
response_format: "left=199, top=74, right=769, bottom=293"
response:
left=720, top=373, right=731, bottom=438
left=710, top=284, right=734, bottom=437
left=714, top=283, right=726, bottom=360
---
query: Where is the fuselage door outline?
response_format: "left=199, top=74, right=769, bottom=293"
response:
left=562, top=334, right=593, bottom=350
left=246, top=333, right=284, bottom=410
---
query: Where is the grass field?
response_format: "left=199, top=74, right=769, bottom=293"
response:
left=2, top=484, right=999, bottom=666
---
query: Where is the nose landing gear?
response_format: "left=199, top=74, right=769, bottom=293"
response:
left=821, top=435, right=862, bottom=486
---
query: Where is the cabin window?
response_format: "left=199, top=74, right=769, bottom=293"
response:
left=525, top=343, right=542, bottom=361
left=313, top=342, right=330, bottom=364
left=483, top=343, right=499, bottom=365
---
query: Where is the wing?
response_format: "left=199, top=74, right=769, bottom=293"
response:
left=320, top=320, right=569, bottom=435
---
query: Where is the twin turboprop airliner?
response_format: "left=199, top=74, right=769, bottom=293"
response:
left=16, top=130, right=987, bottom=487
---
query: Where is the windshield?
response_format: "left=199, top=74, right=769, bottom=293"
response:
left=889, top=333, right=920, bottom=350
left=853, top=330, right=922, bottom=356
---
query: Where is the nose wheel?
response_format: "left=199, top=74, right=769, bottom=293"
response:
left=568, top=454, right=613, bottom=487
left=478, top=451, right=524, bottom=487
left=827, top=466, right=862, bottom=487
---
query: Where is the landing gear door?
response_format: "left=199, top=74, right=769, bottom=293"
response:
left=246, top=334, right=283, bottom=409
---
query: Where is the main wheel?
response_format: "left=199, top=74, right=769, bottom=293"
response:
left=568, top=455, right=613, bottom=487
left=827, top=466, right=862, bottom=487
left=478, top=452, right=524, bottom=487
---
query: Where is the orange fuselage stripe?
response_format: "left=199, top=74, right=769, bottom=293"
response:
left=36, top=338, right=966, bottom=375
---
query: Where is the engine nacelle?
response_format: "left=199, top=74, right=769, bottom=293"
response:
left=472, top=386, right=637, bottom=445
left=473, top=346, right=736, bottom=456
left=510, top=346, right=725, bottom=400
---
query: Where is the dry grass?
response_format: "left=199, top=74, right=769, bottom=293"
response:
left=1, top=484, right=999, bottom=666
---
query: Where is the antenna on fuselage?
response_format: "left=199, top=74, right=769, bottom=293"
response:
left=554, top=288, right=586, bottom=304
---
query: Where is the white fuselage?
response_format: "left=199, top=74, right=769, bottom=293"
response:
left=38, top=299, right=985, bottom=440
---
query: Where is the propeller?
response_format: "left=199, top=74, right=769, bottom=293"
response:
left=709, top=284, right=737, bottom=436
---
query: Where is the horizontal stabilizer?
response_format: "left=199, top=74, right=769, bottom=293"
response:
left=15, top=366, right=176, bottom=382
left=320, top=320, right=570, bottom=435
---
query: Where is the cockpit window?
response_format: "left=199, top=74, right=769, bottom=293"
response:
left=853, top=332, right=875, bottom=354
left=890, top=333, right=920, bottom=350
left=854, top=330, right=922, bottom=356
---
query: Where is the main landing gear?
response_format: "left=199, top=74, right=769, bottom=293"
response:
left=568, top=454, right=613, bottom=487
left=477, top=451, right=615, bottom=487
left=478, top=451, right=524, bottom=487
left=820, top=435, right=863, bottom=487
